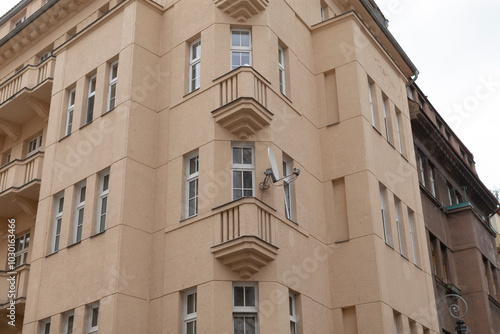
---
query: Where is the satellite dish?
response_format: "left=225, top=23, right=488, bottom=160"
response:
left=268, top=147, right=280, bottom=182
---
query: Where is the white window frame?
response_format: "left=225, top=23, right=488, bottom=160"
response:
left=107, top=60, right=118, bottom=111
left=278, top=46, right=286, bottom=95
left=380, top=185, right=392, bottom=247
left=65, top=88, right=76, bottom=136
left=40, top=318, right=51, bottom=334
left=382, top=96, right=390, bottom=141
left=394, top=198, right=406, bottom=257
left=74, top=181, right=86, bottom=243
left=39, top=50, right=52, bottom=63
left=86, top=75, right=97, bottom=124
left=27, top=134, right=43, bottom=157
left=183, top=288, right=197, bottom=334
left=96, top=169, right=110, bottom=233
left=233, top=282, right=259, bottom=334
left=395, top=110, right=403, bottom=153
left=64, top=310, right=75, bottom=334
left=394, top=312, right=402, bottom=334
left=185, top=151, right=199, bottom=218
left=14, top=232, right=30, bottom=267
left=428, top=163, right=436, bottom=196
left=417, top=154, right=425, bottom=186
left=87, top=302, right=99, bottom=334
left=283, top=155, right=293, bottom=221
left=13, top=15, right=25, bottom=29
left=189, top=39, right=201, bottom=92
left=230, top=29, right=252, bottom=70
left=408, top=210, right=419, bottom=266
left=289, top=293, right=297, bottom=334
left=52, top=192, right=64, bottom=253
left=368, top=81, right=376, bottom=127
left=231, top=143, right=255, bottom=200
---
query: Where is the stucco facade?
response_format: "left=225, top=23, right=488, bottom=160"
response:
left=0, top=0, right=450, bottom=333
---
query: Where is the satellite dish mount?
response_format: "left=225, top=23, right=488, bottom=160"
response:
left=259, top=147, right=300, bottom=190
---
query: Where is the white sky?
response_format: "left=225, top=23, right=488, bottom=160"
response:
left=374, top=0, right=500, bottom=192
left=0, top=0, right=498, bottom=191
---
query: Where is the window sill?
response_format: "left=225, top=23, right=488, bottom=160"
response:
left=67, top=240, right=81, bottom=248
left=45, top=251, right=58, bottom=258
left=183, top=87, right=200, bottom=98
left=280, top=91, right=292, bottom=104
left=58, top=134, right=70, bottom=142
left=180, top=214, right=198, bottom=223
left=79, top=120, right=93, bottom=130
left=90, top=229, right=106, bottom=238
left=102, top=108, right=114, bottom=116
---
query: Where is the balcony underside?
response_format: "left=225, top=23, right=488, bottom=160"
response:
left=0, top=179, right=40, bottom=219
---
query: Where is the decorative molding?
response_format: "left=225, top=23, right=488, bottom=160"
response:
left=0, top=118, right=21, bottom=140
left=24, top=96, right=50, bottom=121
left=214, top=0, right=269, bottom=22
left=11, top=195, right=38, bottom=219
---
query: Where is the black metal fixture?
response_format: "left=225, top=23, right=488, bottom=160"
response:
left=438, top=294, right=470, bottom=334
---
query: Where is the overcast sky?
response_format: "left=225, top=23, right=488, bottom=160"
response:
left=0, top=0, right=498, bottom=191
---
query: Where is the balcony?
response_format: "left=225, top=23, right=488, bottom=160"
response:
left=0, top=58, right=54, bottom=141
left=214, top=0, right=269, bottom=22
left=0, top=264, right=29, bottom=331
left=211, top=198, right=279, bottom=278
left=212, top=66, right=273, bottom=139
left=0, top=152, right=43, bottom=218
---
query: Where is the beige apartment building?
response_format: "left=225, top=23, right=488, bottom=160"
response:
left=0, top=0, right=443, bottom=333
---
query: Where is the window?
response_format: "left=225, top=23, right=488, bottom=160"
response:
left=429, top=234, right=438, bottom=276
left=233, top=282, right=258, bottom=334
left=395, top=109, right=403, bottom=154
left=65, top=88, right=76, bottom=136
left=3, top=150, right=11, bottom=165
left=393, top=312, right=402, bottom=334
left=52, top=192, right=64, bottom=253
left=183, top=288, right=197, bottom=334
left=289, top=293, right=297, bottom=334
left=380, top=184, right=392, bottom=247
left=394, top=198, right=407, bottom=257
left=408, top=210, right=420, bottom=266
left=231, top=29, right=252, bottom=70
left=428, top=163, right=436, bottom=196
left=189, top=39, right=201, bottom=92
left=107, top=61, right=118, bottom=111
left=368, top=79, right=377, bottom=128
left=39, top=50, right=52, bottom=63
left=85, top=75, right=97, bottom=124
left=88, top=302, right=99, bottom=334
left=40, top=318, right=51, bottom=334
left=283, top=154, right=294, bottom=220
left=96, top=169, right=110, bottom=233
left=231, top=144, right=254, bottom=200
left=320, top=1, right=329, bottom=21
left=278, top=46, right=286, bottom=95
left=409, top=320, right=417, bottom=334
left=447, top=183, right=454, bottom=206
left=441, top=244, right=448, bottom=282
left=27, top=134, right=43, bottom=157
left=382, top=95, right=390, bottom=142
left=417, top=154, right=425, bottom=186
left=74, top=181, right=86, bottom=243
left=14, top=232, right=30, bottom=267
left=64, top=311, right=75, bottom=334
left=185, top=152, right=199, bottom=218
left=13, top=15, right=25, bottom=29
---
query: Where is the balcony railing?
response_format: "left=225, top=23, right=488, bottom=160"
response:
left=0, top=57, right=55, bottom=105
left=212, top=66, right=273, bottom=139
left=0, top=152, right=44, bottom=193
left=211, top=198, right=279, bottom=278
left=0, top=264, right=30, bottom=307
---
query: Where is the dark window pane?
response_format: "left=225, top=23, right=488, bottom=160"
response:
left=80, top=186, right=86, bottom=202
left=234, top=286, right=244, bottom=306
left=91, top=307, right=99, bottom=327
left=243, top=148, right=252, bottom=164
left=234, top=317, right=244, bottom=334
left=103, top=174, right=109, bottom=191
left=245, top=286, right=255, bottom=306
left=233, top=148, right=241, bottom=164
left=245, top=317, right=256, bottom=334
left=187, top=292, right=196, bottom=314
left=233, top=171, right=242, bottom=188
left=243, top=171, right=252, bottom=188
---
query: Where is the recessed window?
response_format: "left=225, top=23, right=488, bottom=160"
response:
left=233, top=282, right=258, bottom=334
left=12, top=15, right=25, bottom=29
left=408, top=209, right=420, bottom=266
left=185, top=151, right=199, bottom=218
left=394, top=197, right=407, bottom=257
left=368, top=78, right=378, bottom=129
left=379, top=183, right=393, bottom=247
left=85, top=75, right=97, bottom=124
left=96, top=169, right=110, bottom=233
left=428, top=163, right=436, bottom=196
left=395, top=108, right=403, bottom=154
left=39, top=50, right=52, bottom=64
left=393, top=312, right=402, bottom=334
left=87, top=302, right=99, bottom=334
left=27, top=134, right=43, bottom=157
left=278, top=46, right=286, bottom=95
left=107, top=60, right=119, bottom=111
left=231, top=144, right=254, bottom=200
left=231, top=29, right=252, bottom=70
left=417, top=154, right=425, bottom=186
left=64, top=310, right=75, bottom=334
left=14, top=232, right=30, bottom=267
left=40, top=318, right=51, bottom=334
left=183, top=288, right=197, bottom=334
left=65, top=88, right=76, bottom=136
left=74, top=181, right=86, bottom=243
left=52, top=192, right=64, bottom=253
left=283, top=154, right=295, bottom=221
left=189, top=39, right=201, bottom=92
left=289, top=293, right=297, bottom=334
